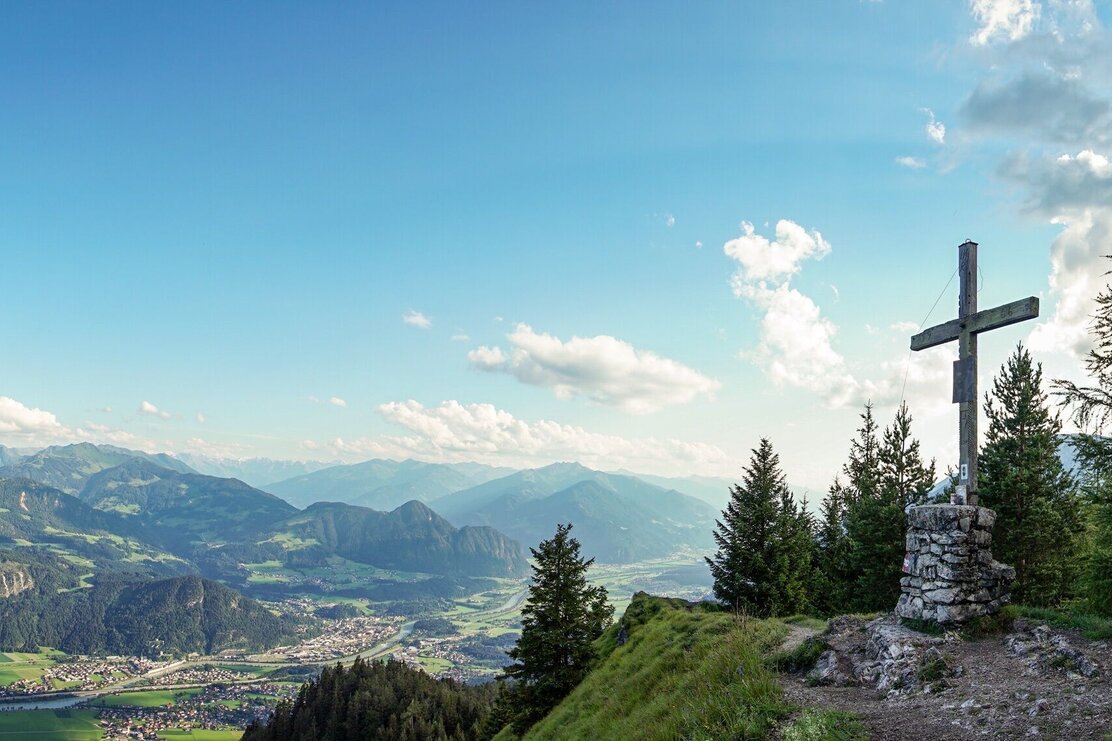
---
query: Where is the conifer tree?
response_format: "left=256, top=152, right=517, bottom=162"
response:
left=775, top=490, right=815, bottom=615
left=844, top=402, right=934, bottom=612
left=706, top=438, right=799, bottom=616
left=814, top=478, right=852, bottom=614
left=504, top=523, right=613, bottom=732
left=842, top=402, right=881, bottom=504
left=981, top=344, right=1082, bottom=606
left=1054, top=268, right=1112, bottom=615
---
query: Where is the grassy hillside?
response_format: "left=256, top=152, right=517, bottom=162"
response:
left=498, top=593, right=862, bottom=741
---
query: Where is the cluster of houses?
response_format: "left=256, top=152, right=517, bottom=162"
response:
left=274, top=615, right=402, bottom=662
left=0, top=657, right=158, bottom=696
left=94, top=681, right=295, bottom=739
left=139, top=664, right=254, bottom=688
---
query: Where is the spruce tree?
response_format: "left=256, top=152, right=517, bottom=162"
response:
left=706, top=438, right=797, bottom=616
left=504, top=523, right=613, bottom=733
left=845, top=402, right=934, bottom=612
left=775, top=490, right=815, bottom=615
left=981, top=344, right=1082, bottom=607
left=842, top=402, right=881, bottom=504
left=814, top=478, right=852, bottom=615
left=1054, top=267, right=1112, bottom=615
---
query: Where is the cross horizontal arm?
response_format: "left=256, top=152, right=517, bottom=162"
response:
left=910, top=318, right=961, bottom=351
left=910, top=296, right=1040, bottom=352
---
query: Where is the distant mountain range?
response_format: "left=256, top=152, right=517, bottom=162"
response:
left=0, top=445, right=526, bottom=578
left=433, top=463, right=718, bottom=563
left=0, top=444, right=534, bottom=653
left=264, top=458, right=514, bottom=510
left=0, top=442, right=195, bottom=495
left=177, top=454, right=337, bottom=488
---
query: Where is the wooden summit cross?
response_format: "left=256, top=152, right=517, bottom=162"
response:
left=909, top=240, right=1040, bottom=507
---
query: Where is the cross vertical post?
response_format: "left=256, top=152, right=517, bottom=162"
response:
left=957, top=241, right=977, bottom=506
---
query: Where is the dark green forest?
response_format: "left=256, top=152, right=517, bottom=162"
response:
left=241, top=658, right=501, bottom=741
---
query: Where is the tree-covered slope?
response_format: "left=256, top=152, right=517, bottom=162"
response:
left=0, top=442, right=194, bottom=495
left=266, top=458, right=513, bottom=510
left=0, top=549, right=300, bottom=655
left=79, top=459, right=297, bottom=544
left=242, top=657, right=501, bottom=741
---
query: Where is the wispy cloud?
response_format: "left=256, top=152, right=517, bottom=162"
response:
left=329, top=397, right=348, bottom=408
left=329, top=400, right=731, bottom=476
left=139, top=401, right=171, bottom=420
left=896, top=155, right=927, bottom=169
left=402, top=310, right=432, bottom=329
left=922, top=108, right=946, bottom=144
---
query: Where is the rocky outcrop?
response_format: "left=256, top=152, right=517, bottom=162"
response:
left=895, top=504, right=1014, bottom=624
left=1006, top=622, right=1102, bottom=679
left=0, top=564, right=34, bottom=598
left=808, top=615, right=961, bottom=696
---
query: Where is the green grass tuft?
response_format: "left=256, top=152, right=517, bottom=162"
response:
left=899, top=618, right=945, bottom=636
left=917, top=655, right=948, bottom=683
left=959, top=605, right=1017, bottom=640
left=780, top=709, right=868, bottom=740
left=767, top=637, right=829, bottom=673
left=1013, top=604, right=1112, bottom=640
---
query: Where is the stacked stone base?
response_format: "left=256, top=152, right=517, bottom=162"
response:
left=895, top=504, right=1015, bottom=624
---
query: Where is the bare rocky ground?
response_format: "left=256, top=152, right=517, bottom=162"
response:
left=778, top=615, right=1112, bottom=740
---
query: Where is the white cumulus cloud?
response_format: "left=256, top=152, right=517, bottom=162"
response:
left=0, top=396, right=67, bottom=436
left=970, top=0, right=1041, bottom=46
left=725, top=220, right=861, bottom=406
left=402, top=310, right=432, bottom=329
left=329, top=397, right=348, bottom=408
left=725, top=220, right=831, bottom=284
left=896, top=155, right=927, bottom=169
left=468, top=324, right=720, bottom=414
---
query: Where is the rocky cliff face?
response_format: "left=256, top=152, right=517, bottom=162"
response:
left=0, top=565, right=34, bottom=598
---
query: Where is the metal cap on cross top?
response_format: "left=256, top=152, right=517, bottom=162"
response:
left=908, top=240, right=1040, bottom=507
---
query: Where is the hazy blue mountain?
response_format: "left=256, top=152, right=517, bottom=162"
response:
left=613, top=470, right=734, bottom=508
left=437, top=464, right=718, bottom=563
left=266, top=500, right=528, bottom=578
left=177, top=454, right=337, bottom=488
left=0, top=442, right=195, bottom=495
left=0, top=445, right=27, bottom=467
left=432, top=462, right=600, bottom=521
left=78, top=459, right=297, bottom=545
left=266, top=458, right=514, bottom=510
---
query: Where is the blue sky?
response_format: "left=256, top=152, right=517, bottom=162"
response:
left=2, top=1, right=1109, bottom=489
